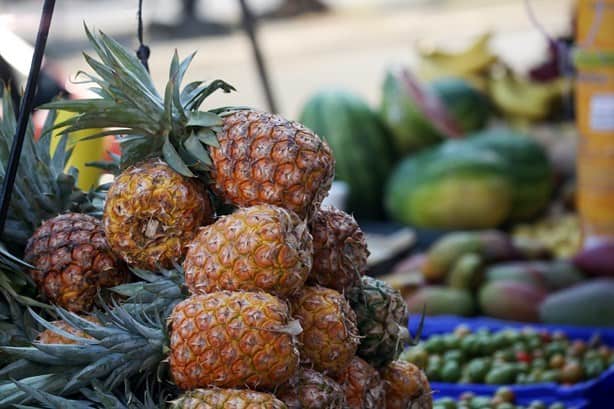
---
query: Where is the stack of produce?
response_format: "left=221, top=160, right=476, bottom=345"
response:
left=434, top=388, right=574, bottom=409
left=402, top=326, right=613, bottom=386
left=0, top=28, right=431, bottom=408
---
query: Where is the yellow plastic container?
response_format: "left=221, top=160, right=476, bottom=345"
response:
left=576, top=0, right=614, bottom=50
left=50, top=110, right=105, bottom=190
left=574, top=50, right=614, bottom=245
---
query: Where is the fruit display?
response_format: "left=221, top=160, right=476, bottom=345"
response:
left=0, top=28, right=431, bottom=408
left=512, top=214, right=581, bottom=259
left=299, top=90, right=396, bottom=219
left=380, top=66, right=462, bottom=155
left=402, top=326, right=614, bottom=385
left=434, top=388, right=575, bottom=409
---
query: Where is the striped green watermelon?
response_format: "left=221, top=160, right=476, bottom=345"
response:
left=299, top=90, right=396, bottom=219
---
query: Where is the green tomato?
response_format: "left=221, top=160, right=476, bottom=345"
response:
left=425, top=335, right=446, bottom=354
left=485, top=366, right=516, bottom=384
left=435, top=397, right=457, bottom=409
left=441, top=361, right=462, bottom=382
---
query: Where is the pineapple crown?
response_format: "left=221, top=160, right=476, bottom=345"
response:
left=43, top=25, right=241, bottom=178
left=0, top=303, right=168, bottom=407
left=0, top=90, right=103, bottom=252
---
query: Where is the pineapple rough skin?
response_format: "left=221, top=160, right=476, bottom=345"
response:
left=211, top=110, right=335, bottom=220
left=171, top=388, right=288, bottom=409
left=24, top=213, right=129, bottom=312
left=291, top=286, right=359, bottom=377
left=335, top=356, right=386, bottom=409
left=184, top=205, right=313, bottom=299
left=103, top=159, right=214, bottom=270
left=169, top=291, right=301, bottom=390
left=381, top=360, right=433, bottom=409
left=277, top=368, right=347, bottom=409
left=308, top=207, right=369, bottom=293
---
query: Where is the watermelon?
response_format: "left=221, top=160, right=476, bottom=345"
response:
left=379, top=67, right=462, bottom=155
left=385, top=141, right=513, bottom=229
left=467, top=128, right=553, bottom=221
left=299, top=90, right=396, bottom=219
left=431, top=77, right=491, bottom=133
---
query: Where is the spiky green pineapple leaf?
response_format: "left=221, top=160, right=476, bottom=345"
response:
left=40, top=26, right=242, bottom=177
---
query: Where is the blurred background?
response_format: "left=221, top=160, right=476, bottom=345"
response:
left=1, top=0, right=573, bottom=117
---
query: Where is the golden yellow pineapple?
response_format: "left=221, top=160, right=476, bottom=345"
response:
left=290, top=286, right=359, bottom=376
left=277, top=368, right=346, bottom=409
left=210, top=110, right=334, bottom=219
left=169, top=291, right=301, bottom=390
left=381, top=360, right=432, bottom=409
left=171, top=388, right=288, bottom=408
left=24, top=213, right=129, bottom=312
left=335, top=356, right=386, bottom=409
left=309, top=207, right=369, bottom=293
left=37, top=317, right=99, bottom=344
left=183, top=205, right=312, bottom=298
left=104, top=159, right=214, bottom=270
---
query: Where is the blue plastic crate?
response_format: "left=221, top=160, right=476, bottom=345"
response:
left=407, top=315, right=614, bottom=409
left=433, top=388, right=588, bottom=409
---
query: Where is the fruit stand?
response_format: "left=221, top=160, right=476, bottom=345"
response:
left=0, top=0, right=613, bottom=408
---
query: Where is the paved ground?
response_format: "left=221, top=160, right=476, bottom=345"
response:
left=1, top=0, right=574, bottom=118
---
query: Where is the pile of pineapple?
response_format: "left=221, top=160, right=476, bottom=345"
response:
left=0, top=28, right=432, bottom=409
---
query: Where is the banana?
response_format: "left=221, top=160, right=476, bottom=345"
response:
left=418, top=32, right=497, bottom=79
left=488, top=67, right=571, bottom=121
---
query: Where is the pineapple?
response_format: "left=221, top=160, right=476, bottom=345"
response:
left=335, top=356, right=386, bottom=409
left=347, top=276, right=412, bottom=368
left=24, top=213, right=128, bottom=312
left=309, top=207, right=368, bottom=293
left=104, top=159, right=214, bottom=269
left=37, top=316, right=98, bottom=344
left=380, top=360, right=432, bottom=409
left=171, top=388, right=287, bottom=409
left=183, top=204, right=312, bottom=298
left=277, top=368, right=346, bottom=409
left=0, top=290, right=301, bottom=406
left=169, top=291, right=300, bottom=390
left=44, top=28, right=335, bottom=222
left=290, top=286, right=359, bottom=376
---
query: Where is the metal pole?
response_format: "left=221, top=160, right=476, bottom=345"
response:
left=238, top=0, right=278, bottom=113
left=0, top=0, right=56, bottom=234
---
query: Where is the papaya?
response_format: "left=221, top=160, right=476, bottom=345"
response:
left=539, top=279, right=614, bottom=327
left=405, top=286, right=476, bottom=317
left=479, top=281, right=547, bottom=322
left=485, top=261, right=584, bottom=291
left=385, top=141, right=513, bottom=229
left=467, top=128, right=554, bottom=221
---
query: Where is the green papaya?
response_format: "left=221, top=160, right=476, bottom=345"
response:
left=299, top=90, right=396, bottom=219
left=405, top=286, right=476, bottom=316
left=380, top=67, right=462, bottom=155
left=467, top=128, right=553, bottom=221
left=539, top=279, right=614, bottom=327
left=385, top=141, right=513, bottom=229
left=431, top=77, right=491, bottom=133
left=479, top=281, right=547, bottom=322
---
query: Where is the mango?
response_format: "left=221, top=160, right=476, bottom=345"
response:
left=479, top=281, right=547, bottom=322
left=447, top=252, right=483, bottom=289
left=539, top=279, right=614, bottom=327
left=405, top=286, right=476, bottom=316
left=573, top=243, right=614, bottom=277
left=485, top=261, right=583, bottom=291
left=423, top=230, right=519, bottom=282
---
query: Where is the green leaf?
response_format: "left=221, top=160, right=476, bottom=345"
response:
left=184, top=133, right=212, bottom=167
left=186, top=111, right=223, bottom=127
left=197, top=129, right=220, bottom=148
left=162, top=136, right=194, bottom=177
